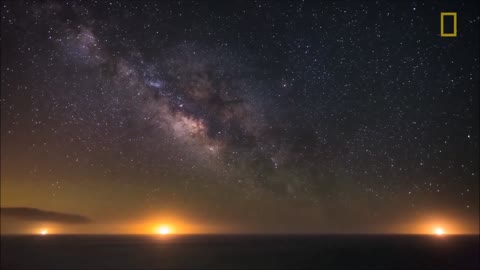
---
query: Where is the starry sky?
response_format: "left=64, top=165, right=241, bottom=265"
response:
left=1, top=0, right=479, bottom=234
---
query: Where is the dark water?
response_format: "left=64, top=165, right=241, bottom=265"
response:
left=1, top=235, right=479, bottom=270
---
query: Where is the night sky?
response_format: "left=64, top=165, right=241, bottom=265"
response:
left=1, top=0, right=479, bottom=235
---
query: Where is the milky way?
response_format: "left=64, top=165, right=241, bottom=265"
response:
left=44, top=4, right=298, bottom=193
left=1, top=0, right=478, bottom=233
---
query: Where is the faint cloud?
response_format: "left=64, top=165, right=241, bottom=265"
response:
left=1, top=207, right=92, bottom=224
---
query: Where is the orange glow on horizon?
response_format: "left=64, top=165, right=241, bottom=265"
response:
left=394, top=213, right=477, bottom=235
left=434, top=227, right=445, bottom=236
left=40, top=229, right=48, bottom=235
left=157, top=225, right=171, bottom=235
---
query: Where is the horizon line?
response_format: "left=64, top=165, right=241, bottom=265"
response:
left=2, top=232, right=479, bottom=236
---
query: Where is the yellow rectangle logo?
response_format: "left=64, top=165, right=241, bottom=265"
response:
left=440, top=12, right=457, bottom=37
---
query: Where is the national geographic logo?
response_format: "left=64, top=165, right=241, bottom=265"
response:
left=440, top=12, right=457, bottom=37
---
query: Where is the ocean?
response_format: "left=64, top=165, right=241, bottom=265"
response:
left=1, top=235, right=478, bottom=269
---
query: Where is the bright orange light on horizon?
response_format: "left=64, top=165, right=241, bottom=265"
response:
left=40, top=229, right=48, bottom=235
left=156, top=225, right=171, bottom=235
left=397, top=214, right=475, bottom=235
left=434, top=227, right=445, bottom=236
